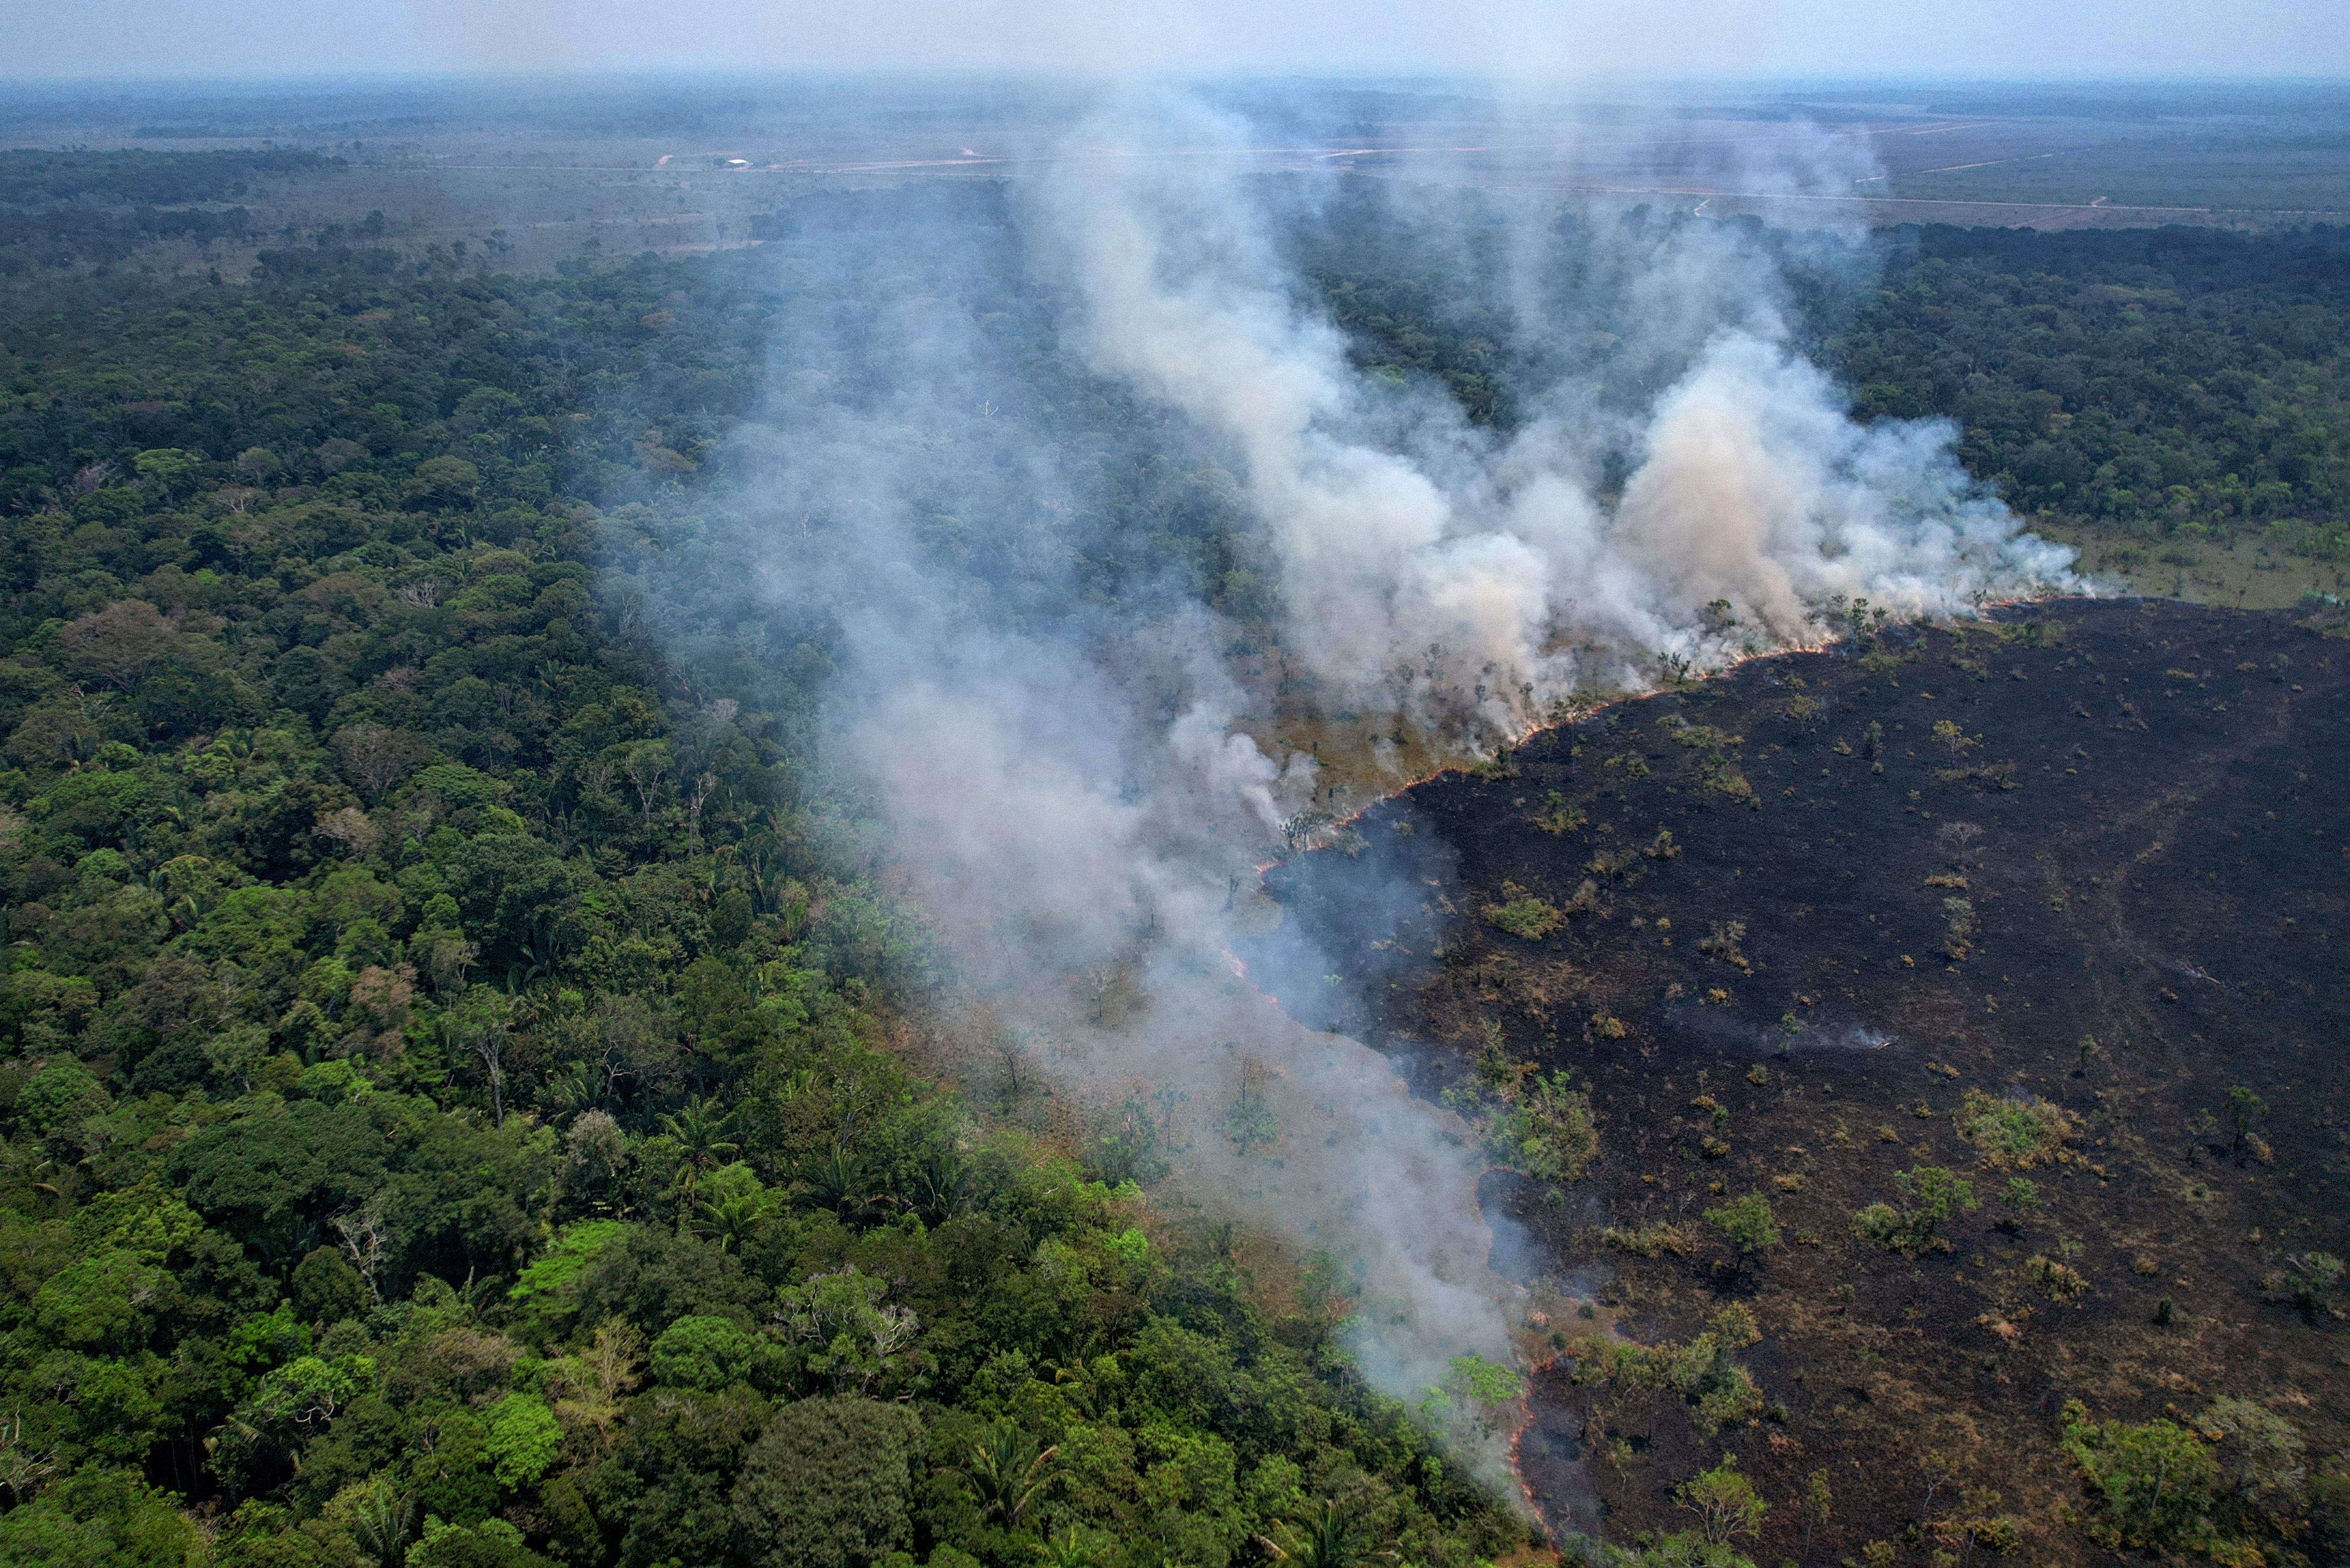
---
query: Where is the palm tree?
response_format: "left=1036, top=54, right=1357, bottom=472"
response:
left=801, top=1145, right=873, bottom=1220
left=658, top=1096, right=739, bottom=1215
left=545, top=1061, right=603, bottom=1117
left=911, top=1148, right=970, bottom=1224
left=660, top=1096, right=739, bottom=1162
left=696, top=1186, right=777, bottom=1252
left=942, top=1420, right=1061, bottom=1531
left=1257, top=1500, right=1388, bottom=1568
left=1035, top=1527, right=1097, bottom=1568
left=349, top=1478, right=414, bottom=1568
left=1045, top=1362, right=1095, bottom=1420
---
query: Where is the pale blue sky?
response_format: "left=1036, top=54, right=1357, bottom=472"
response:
left=3, top=0, right=2344, bottom=80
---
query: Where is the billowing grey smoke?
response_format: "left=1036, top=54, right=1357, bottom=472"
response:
left=715, top=90, right=2073, bottom=1478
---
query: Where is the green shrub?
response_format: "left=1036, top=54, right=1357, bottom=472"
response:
left=1488, top=1073, right=1599, bottom=1182
left=1423, top=1352, right=1526, bottom=1441
left=1703, top=1192, right=1781, bottom=1257
left=1603, top=1220, right=1692, bottom=1257
left=1485, top=894, right=1564, bottom=941
left=2261, top=1251, right=2344, bottom=1318
left=1851, top=1202, right=1906, bottom=1249
left=1956, top=1091, right=2075, bottom=1169
left=1606, top=1531, right=1756, bottom=1568
left=1574, top=1305, right=1765, bottom=1435
left=1532, top=790, right=1586, bottom=834
left=406, top=1515, right=553, bottom=1568
left=1703, top=763, right=1755, bottom=803
left=0, top=1467, right=200, bottom=1567
left=1852, top=1167, right=1979, bottom=1255
left=2059, top=1400, right=2220, bottom=1554
left=484, top=1394, right=561, bottom=1488
left=1677, top=1454, right=1768, bottom=1544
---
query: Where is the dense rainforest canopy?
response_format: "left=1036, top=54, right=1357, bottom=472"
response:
left=0, top=153, right=2345, bottom=1566
left=0, top=192, right=1534, bottom=1567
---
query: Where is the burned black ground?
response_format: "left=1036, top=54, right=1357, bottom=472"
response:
left=1265, top=598, right=2350, bottom=1564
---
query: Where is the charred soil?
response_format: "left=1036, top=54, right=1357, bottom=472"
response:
left=1264, top=598, right=2350, bottom=1565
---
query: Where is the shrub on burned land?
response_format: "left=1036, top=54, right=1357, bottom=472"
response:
left=2224, top=1085, right=2272, bottom=1164
left=1703, top=1192, right=1781, bottom=1258
left=1938, top=897, right=1976, bottom=961
left=2261, top=1251, right=2344, bottom=1320
left=1487, top=1071, right=1600, bottom=1183
left=1477, top=747, right=1521, bottom=780
left=1660, top=715, right=1742, bottom=753
left=1853, top=1167, right=1979, bottom=1255
left=1587, top=845, right=1638, bottom=880
left=1533, top=790, right=1586, bottom=835
left=1485, top=886, right=1564, bottom=941
left=1703, top=761, right=1757, bottom=804
left=1956, top=1091, right=2077, bottom=1169
left=1676, top=1454, right=1768, bottom=1547
left=2059, top=1401, right=2225, bottom=1557
left=1933, top=758, right=2020, bottom=790
left=1603, top=1220, right=1693, bottom=1258
left=2027, top=1253, right=2090, bottom=1302
left=1572, top=1304, right=1766, bottom=1436
left=1698, top=920, right=1751, bottom=974
left=2059, top=1393, right=2326, bottom=1565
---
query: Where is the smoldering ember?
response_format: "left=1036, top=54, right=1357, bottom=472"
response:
left=0, top=64, right=2345, bottom=1568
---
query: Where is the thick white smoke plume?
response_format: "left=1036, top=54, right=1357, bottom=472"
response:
left=1044, top=97, right=2074, bottom=745
left=840, top=618, right=1518, bottom=1413
left=719, top=91, right=2074, bottom=1470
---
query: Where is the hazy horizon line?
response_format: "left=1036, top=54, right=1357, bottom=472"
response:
left=2, top=66, right=2346, bottom=91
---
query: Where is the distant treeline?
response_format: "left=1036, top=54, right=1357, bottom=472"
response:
left=0, top=148, right=339, bottom=207
left=0, top=206, right=257, bottom=275
left=6, top=159, right=2348, bottom=551
left=0, top=148, right=342, bottom=275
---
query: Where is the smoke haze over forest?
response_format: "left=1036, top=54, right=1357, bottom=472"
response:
left=635, top=91, right=2084, bottom=1429
left=4, top=27, right=2348, bottom=1565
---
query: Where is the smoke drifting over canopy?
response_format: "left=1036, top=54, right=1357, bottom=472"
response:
left=714, top=93, right=2073, bottom=1439
left=1046, top=96, right=2072, bottom=743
